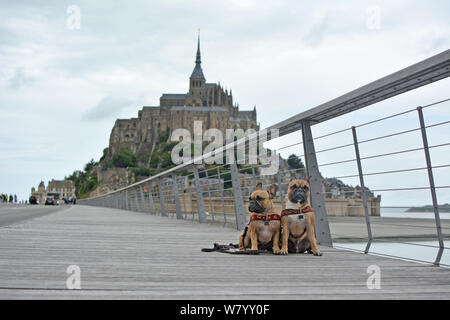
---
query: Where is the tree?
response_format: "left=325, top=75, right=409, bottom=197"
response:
left=84, top=158, right=96, bottom=172
left=99, top=148, right=109, bottom=162
left=287, top=154, right=305, bottom=169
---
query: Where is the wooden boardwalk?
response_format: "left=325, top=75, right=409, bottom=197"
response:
left=0, top=205, right=449, bottom=299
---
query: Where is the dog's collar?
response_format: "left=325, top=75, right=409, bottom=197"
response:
left=281, top=206, right=314, bottom=217
left=249, top=214, right=281, bottom=222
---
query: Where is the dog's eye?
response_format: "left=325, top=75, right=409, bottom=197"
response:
left=256, top=196, right=263, bottom=201
left=303, top=186, right=309, bottom=191
left=290, top=185, right=297, bottom=190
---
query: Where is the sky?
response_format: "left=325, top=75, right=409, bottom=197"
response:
left=0, top=0, right=449, bottom=207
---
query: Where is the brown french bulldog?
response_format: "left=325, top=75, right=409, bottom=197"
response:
left=280, top=178, right=322, bottom=256
left=239, top=183, right=282, bottom=254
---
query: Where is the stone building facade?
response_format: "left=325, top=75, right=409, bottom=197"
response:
left=31, top=180, right=76, bottom=204
left=30, top=181, right=46, bottom=205
left=104, top=35, right=259, bottom=160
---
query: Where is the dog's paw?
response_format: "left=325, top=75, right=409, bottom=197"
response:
left=313, top=251, right=322, bottom=256
left=278, top=249, right=288, bottom=255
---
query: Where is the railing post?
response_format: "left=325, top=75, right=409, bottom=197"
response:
left=193, top=165, right=207, bottom=223
left=301, top=120, right=333, bottom=246
left=204, top=168, right=214, bottom=222
left=189, top=177, right=195, bottom=221
left=172, top=174, right=183, bottom=220
left=133, top=188, right=139, bottom=212
left=251, top=164, right=257, bottom=189
left=277, top=169, right=285, bottom=208
left=352, top=126, right=373, bottom=253
left=217, top=166, right=227, bottom=226
left=417, top=106, right=444, bottom=266
left=139, top=186, right=146, bottom=213
left=230, top=163, right=247, bottom=231
left=181, top=177, right=187, bottom=219
left=147, top=182, right=156, bottom=215
left=159, top=178, right=168, bottom=217
left=125, top=190, right=130, bottom=211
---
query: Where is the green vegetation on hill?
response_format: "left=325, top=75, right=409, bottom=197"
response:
left=65, top=159, right=99, bottom=199
left=66, top=130, right=178, bottom=198
left=147, top=129, right=177, bottom=171
left=112, top=148, right=137, bottom=168
left=67, top=135, right=307, bottom=199
left=287, top=154, right=305, bottom=169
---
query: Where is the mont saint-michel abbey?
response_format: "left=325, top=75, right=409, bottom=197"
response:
left=107, top=36, right=259, bottom=157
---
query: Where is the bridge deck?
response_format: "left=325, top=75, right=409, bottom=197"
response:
left=0, top=205, right=449, bottom=299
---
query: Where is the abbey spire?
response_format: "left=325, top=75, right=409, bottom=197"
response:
left=190, top=30, right=205, bottom=80
left=195, top=30, right=201, bottom=65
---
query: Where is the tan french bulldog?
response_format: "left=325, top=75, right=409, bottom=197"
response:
left=239, top=183, right=282, bottom=254
left=280, top=178, right=322, bottom=256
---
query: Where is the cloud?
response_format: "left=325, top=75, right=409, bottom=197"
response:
left=417, top=26, right=450, bottom=54
left=82, top=95, right=135, bottom=121
left=8, top=68, right=36, bottom=89
left=0, top=0, right=449, bottom=204
left=302, top=14, right=329, bottom=47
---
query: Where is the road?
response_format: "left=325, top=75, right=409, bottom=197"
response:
left=0, top=205, right=67, bottom=226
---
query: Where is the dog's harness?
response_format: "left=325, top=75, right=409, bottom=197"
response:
left=248, top=197, right=279, bottom=225
left=281, top=206, right=314, bottom=219
left=249, top=214, right=281, bottom=222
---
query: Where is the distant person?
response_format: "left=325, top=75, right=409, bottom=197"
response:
left=14, top=194, right=17, bottom=203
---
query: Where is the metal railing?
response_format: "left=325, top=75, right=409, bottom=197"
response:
left=80, top=49, right=450, bottom=266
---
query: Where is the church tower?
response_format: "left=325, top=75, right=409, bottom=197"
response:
left=187, top=31, right=205, bottom=106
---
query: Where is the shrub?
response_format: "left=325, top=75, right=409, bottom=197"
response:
left=149, top=153, right=159, bottom=168
left=130, top=167, right=155, bottom=177
left=161, top=153, right=173, bottom=169
left=287, top=154, right=305, bottom=169
left=112, top=148, right=137, bottom=168
left=99, top=148, right=109, bottom=162
left=84, top=158, right=96, bottom=172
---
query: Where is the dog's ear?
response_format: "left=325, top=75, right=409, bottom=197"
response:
left=255, top=182, right=263, bottom=190
left=267, top=184, right=278, bottom=199
left=289, top=177, right=296, bottom=182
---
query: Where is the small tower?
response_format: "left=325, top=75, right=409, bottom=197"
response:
left=38, top=181, right=45, bottom=192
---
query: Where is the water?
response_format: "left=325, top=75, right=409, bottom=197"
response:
left=334, top=208, right=449, bottom=266
left=334, top=241, right=449, bottom=267
left=381, top=209, right=450, bottom=220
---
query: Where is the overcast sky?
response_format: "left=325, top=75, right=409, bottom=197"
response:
left=0, top=0, right=449, bottom=207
